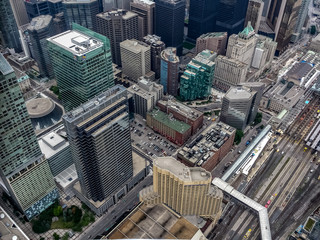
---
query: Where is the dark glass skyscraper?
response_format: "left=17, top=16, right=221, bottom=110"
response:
left=215, top=0, right=250, bottom=36
left=155, top=0, right=185, bottom=55
left=0, top=0, right=22, bottom=52
left=25, top=0, right=64, bottom=20
left=187, top=0, right=217, bottom=42
left=63, top=85, right=133, bottom=202
left=0, top=54, right=58, bottom=219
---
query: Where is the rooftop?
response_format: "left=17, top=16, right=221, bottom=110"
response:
left=38, top=132, right=69, bottom=159
left=225, top=87, right=254, bottom=100
left=193, top=50, right=216, bottom=67
left=0, top=54, right=14, bottom=75
left=54, top=164, right=78, bottom=189
left=286, top=61, right=314, bottom=81
left=132, top=0, right=155, bottom=6
left=178, top=121, right=235, bottom=166
left=143, top=34, right=165, bottom=46
left=161, top=47, right=179, bottom=63
left=148, top=109, right=191, bottom=134
left=120, top=39, right=150, bottom=53
left=198, top=32, right=227, bottom=39
left=47, top=30, right=103, bottom=56
left=63, top=0, right=97, bottom=3
left=157, top=99, right=203, bottom=121
left=106, top=203, right=203, bottom=239
left=27, top=15, right=52, bottom=31
left=155, top=156, right=211, bottom=182
left=97, top=9, right=138, bottom=20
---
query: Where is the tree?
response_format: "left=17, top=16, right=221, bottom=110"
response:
left=234, top=130, right=244, bottom=145
left=53, top=233, right=60, bottom=240
left=62, top=233, right=69, bottom=240
left=311, top=25, right=316, bottom=35
left=73, top=207, right=82, bottom=223
left=254, top=112, right=262, bottom=125
left=53, top=206, right=63, bottom=217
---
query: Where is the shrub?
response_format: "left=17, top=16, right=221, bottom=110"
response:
left=53, top=232, right=60, bottom=240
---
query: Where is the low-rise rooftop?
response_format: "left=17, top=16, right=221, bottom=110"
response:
left=38, top=132, right=69, bottom=159
left=148, top=109, right=191, bottom=134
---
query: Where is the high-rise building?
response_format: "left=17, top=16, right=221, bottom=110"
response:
left=226, top=22, right=257, bottom=67
left=25, top=0, right=63, bottom=20
left=63, top=0, right=99, bottom=30
left=120, top=39, right=152, bottom=81
left=0, top=0, right=22, bottom=52
left=139, top=156, right=223, bottom=221
left=143, top=34, right=165, bottom=79
left=27, top=15, right=55, bottom=79
left=292, top=0, right=311, bottom=42
left=0, top=54, right=58, bottom=219
left=96, top=9, right=139, bottom=66
left=127, top=77, right=163, bottom=118
left=160, top=47, right=179, bottom=96
left=155, top=0, right=185, bottom=55
left=251, top=35, right=277, bottom=69
left=63, top=85, right=133, bottom=202
left=187, top=0, right=217, bottom=42
left=180, top=50, right=216, bottom=101
left=220, top=86, right=257, bottom=130
left=213, top=55, right=247, bottom=91
left=245, top=0, right=264, bottom=33
left=130, top=0, right=155, bottom=40
left=215, top=0, right=250, bottom=35
left=9, top=0, right=29, bottom=26
left=47, top=23, right=114, bottom=111
left=266, top=0, right=302, bottom=53
left=195, top=32, right=228, bottom=55
left=104, top=0, right=131, bottom=10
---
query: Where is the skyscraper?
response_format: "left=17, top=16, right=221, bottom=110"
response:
left=196, top=32, right=228, bottom=55
left=0, top=54, right=58, bottom=219
left=27, top=15, right=55, bottom=79
left=25, top=0, right=64, bottom=20
left=0, top=0, right=22, bottom=52
left=130, top=0, right=155, bottom=40
left=180, top=50, right=216, bottom=101
left=245, top=0, right=264, bottom=33
left=9, top=0, right=29, bottom=26
left=155, top=0, right=185, bottom=55
left=63, top=85, right=133, bottom=202
left=292, top=0, right=310, bottom=42
left=160, top=47, right=179, bottom=96
left=47, top=23, right=114, bottom=111
left=63, top=0, right=99, bottom=30
left=143, top=34, right=165, bottom=79
left=139, top=156, right=223, bottom=221
left=215, top=0, right=250, bottom=35
left=120, top=39, right=152, bottom=81
left=96, top=9, right=139, bottom=66
left=187, top=0, right=217, bottom=42
left=220, top=86, right=257, bottom=130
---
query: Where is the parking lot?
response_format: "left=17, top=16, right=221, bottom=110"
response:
left=130, top=115, right=178, bottom=158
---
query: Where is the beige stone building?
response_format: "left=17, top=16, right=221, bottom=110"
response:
left=139, top=157, right=223, bottom=221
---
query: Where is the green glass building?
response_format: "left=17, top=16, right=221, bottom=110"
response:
left=47, top=23, right=114, bottom=112
left=180, top=50, right=217, bottom=101
left=0, top=54, right=58, bottom=220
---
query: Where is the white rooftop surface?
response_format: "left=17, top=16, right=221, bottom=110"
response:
left=239, top=132, right=271, bottom=175
left=47, top=30, right=103, bottom=56
left=38, top=132, right=69, bottom=159
left=133, top=0, right=155, bottom=5
left=226, top=88, right=252, bottom=100
left=154, top=157, right=211, bottom=182
left=54, top=164, right=78, bottom=189
left=212, top=178, right=271, bottom=240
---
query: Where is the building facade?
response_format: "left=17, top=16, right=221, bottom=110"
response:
left=130, top=0, right=155, bottom=40
left=9, top=0, right=29, bottom=26
left=180, top=50, right=216, bottom=101
left=155, top=0, right=185, bottom=55
left=220, top=87, right=256, bottom=130
left=245, top=0, right=264, bottom=33
left=143, top=34, right=165, bottom=79
left=47, top=23, right=114, bottom=111
left=157, top=99, right=203, bottom=135
left=226, top=22, right=258, bottom=67
left=147, top=108, right=191, bottom=146
left=0, top=54, right=58, bottom=219
left=292, top=0, right=310, bottom=42
left=160, top=47, right=179, bottom=96
left=63, top=85, right=133, bottom=202
left=215, top=0, right=250, bottom=35
left=127, top=77, right=163, bottom=118
left=120, top=39, right=152, bottom=81
left=187, top=0, right=217, bottom=42
left=24, top=0, right=63, bottom=20
left=96, top=9, right=139, bottom=66
left=27, top=15, right=55, bottom=79
left=213, top=55, right=247, bottom=91
left=139, top=157, right=223, bottom=221
left=63, top=0, right=99, bottom=30
left=251, top=35, right=277, bottom=70
left=0, top=0, right=22, bottom=52
left=195, top=32, right=228, bottom=55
